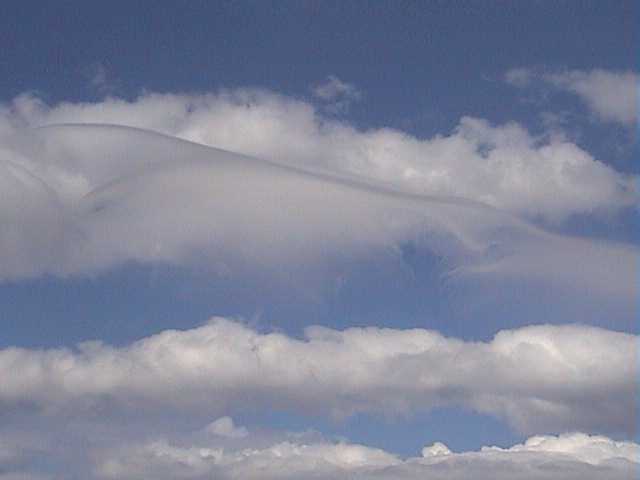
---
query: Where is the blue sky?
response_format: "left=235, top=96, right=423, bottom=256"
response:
left=0, top=2, right=638, bottom=479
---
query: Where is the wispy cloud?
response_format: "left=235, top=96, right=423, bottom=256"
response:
left=311, top=75, right=363, bottom=113
left=506, top=68, right=638, bottom=126
left=83, top=62, right=118, bottom=96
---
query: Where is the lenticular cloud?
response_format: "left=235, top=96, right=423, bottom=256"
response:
left=5, top=90, right=637, bottom=220
left=0, top=123, right=636, bottom=313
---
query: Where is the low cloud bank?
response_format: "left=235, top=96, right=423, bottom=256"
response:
left=95, top=430, right=640, bottom=480
left=1, top=318, right=636, bottom=435
left=4, top=419, right=637, bottom=480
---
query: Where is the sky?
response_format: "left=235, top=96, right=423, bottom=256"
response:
left=0, top=1, right=638, bottom=478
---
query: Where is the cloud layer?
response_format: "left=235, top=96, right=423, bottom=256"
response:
left=4, top=416, right=637, bottom=480
left=1, top=318, right=636, bottom=435
left=86, top=430, right=640, bottom=480
left=2, top=88, right=636, bottom=221
left=0, top=122, right=636, bottom=322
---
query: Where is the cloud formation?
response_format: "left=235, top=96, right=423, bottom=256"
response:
left=3, top=88, right=636, bottom=221
left=1, top=318, right=636, bottom=435
left=95, top=431, right=640, bottom=480
left=205, top=417, right=248, bottom=439
left=0, top=122, right=636, bottom=322
left=506, top=68, right=638, bottom=126
left=6, top=415, right=636, bottom=480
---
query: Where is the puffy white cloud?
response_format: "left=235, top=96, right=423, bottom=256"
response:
left=98, top=440, right=398, bottom=479
left=481, top=432, right=639, bottom=465
left=0, top=318, right=636, bottom=435
left=95, top=432, right=639, bottom=479
left=506, top=68, right=638, bottom=126
left=2, top=89, right=636, bottom=221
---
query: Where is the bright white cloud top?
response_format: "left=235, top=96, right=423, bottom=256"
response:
left=1, top=318, right=636, bottom=435
left=3, top=90, right=636, bottom=221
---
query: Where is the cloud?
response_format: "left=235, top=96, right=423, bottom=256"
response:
left=205, top=417, right=248, bottom=439
left=0, top=121, right=635, bottom=320
left=1, top=318, right=636, bottom=435
left=95, top=431, right=639, bottom=479
left=3, top=89, right=635, bottom=221
left=506, top=68, right=638, bottom=126
left=0, top=91, right=636, bottom=329
left=6, top=414, right=635, bottom=480
left=86, top=63, right=111, bottom=94
left=311, top=75, right=363, bottom=113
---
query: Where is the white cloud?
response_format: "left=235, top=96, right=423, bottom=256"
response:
left=95, top=432, right=639, bottom=479
left=504, top=67, right=533, bottom=87
left=1, top=318, right=636, bottom=435
left=205, top=417, right=248, bottom=439
left=0, top=79, right=635, bottom=480
left=97, top=439, right=398, bottom=479
left=0, top=119, right=635, bottom=317
left=481, top=432, right=639, bottom=465
left=3, top=89, right=635, bottom=221
left=312, top=75, right=361, bottom=101
left=311, top=75, right=363, bottom=113
left=6, top=418, right=635, bottom=479
left=84, top=63, right=113, bottom=95
left=506, top=68, right=638, bottom=126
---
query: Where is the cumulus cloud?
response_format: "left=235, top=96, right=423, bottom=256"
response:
left=1, top=318, right=636, bottom=435
left=95, top=431, right=639, bottom=479
left=12, top=416, right=628, bottom=480
left=506, top=68, right=638, bottom=126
